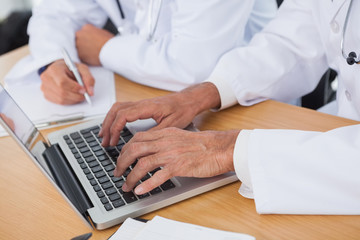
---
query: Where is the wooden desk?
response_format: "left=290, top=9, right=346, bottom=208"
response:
left=0, top=47, right=359, bottom=240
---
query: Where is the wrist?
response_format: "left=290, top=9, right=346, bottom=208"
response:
left=224, top=129, right=241, bottom=172
left=209, top=129, right=241, bottom=173
left=180, top=82, right=221, bottom=115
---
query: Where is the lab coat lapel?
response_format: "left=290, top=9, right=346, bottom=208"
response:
left=329, top=0, right=348, bottom=20
left=96, top=0, right=124, bottom=27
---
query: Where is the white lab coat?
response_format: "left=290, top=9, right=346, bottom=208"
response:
left=26, top=0, right=277, bottom=91
left=207, top=0, right=360, bottom=214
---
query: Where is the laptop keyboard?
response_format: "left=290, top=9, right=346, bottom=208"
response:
left=63, top=125, right=175, bottom=211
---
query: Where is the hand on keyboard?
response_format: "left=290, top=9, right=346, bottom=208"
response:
left=99, top=82, right=220, bottom=147
left=65, top=125, right=176, bottom=211
left=115, top=127, right=240, bottom=195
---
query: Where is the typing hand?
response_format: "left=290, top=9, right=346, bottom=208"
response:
left=115, top=128, right=239, bottom=195
left=40, top=60, right=95, bottom=105
left=76, top=24, right=114, bottom=66
left=99, top=82, right=221, bottom=147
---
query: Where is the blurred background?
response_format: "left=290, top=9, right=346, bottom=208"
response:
left=0, top=0, right=42, bottom=55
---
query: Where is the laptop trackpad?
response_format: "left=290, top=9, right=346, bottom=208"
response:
left=126, top=119, right=198, bottom=134
left=126, top=119, right=157, bottom=133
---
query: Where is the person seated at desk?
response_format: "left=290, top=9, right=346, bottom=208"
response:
left=27, top=0, right=277, bottom=105
left=99, top=0, right=360, bottom=214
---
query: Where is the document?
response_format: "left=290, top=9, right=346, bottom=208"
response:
left=109, top=218, right=146, bottom=240
left=3, top=65, right=115, bottom=129
left=109, top=216, right=255, bottom=240
left=0, top=125, right=7, bottom=137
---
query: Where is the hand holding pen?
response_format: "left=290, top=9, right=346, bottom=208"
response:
left=38, top=50, right=95, bottom=105
left=62, top=48, right=93, bottom=105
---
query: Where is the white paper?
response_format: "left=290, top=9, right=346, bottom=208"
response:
left=0, top=125, right=7, bottom=137
left=109, top=218, right=147, bottom=240
left=134, top=216, right=255, bottom=240
left=4, top=66, right=116, bottom=126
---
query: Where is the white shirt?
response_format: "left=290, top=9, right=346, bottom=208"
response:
left=207, top=0, right=360, bottom=214
left=27, top=0, right=277, bottom=91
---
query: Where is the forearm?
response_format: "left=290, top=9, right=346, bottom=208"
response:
left=242, top=125, right=360, bottom=214
left=204, top=0, right=328, bottom=107
left=100, top=0, right=258, bottom=91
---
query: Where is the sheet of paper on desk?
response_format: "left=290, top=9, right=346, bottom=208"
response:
left=4, top=66, right=115, bottom=127
left=109, top=216, right=255, bottom=240
left=109, top=218, right=146, bottom=240
left=0, top=125, right=7, bottom=137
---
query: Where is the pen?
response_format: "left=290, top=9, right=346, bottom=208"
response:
left=71, top=233, right=92, bottom=240
left=61, top=48, right=92, bottom=105
left=35, top=113, right=85, bottom=128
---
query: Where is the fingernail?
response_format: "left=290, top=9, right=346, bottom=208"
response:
left=79, top=88, right=86, bottom=94
left=134, top=186, right=143, bottom=195
left=113, top=168, right=119, bottom=177
left=88, top=86, right=94, bottom=95
left=122, top=182, right=129, bottom=192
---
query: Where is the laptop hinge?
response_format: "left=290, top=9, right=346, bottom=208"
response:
left=42, top=144, right=93, bottom=219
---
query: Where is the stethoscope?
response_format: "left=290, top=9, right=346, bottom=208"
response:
left=341, top=0, right=360, bottom=65
left=116, top=0, right=163, bottom=41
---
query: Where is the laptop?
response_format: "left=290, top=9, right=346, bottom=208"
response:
left=0, top=84, right=237, bottom=230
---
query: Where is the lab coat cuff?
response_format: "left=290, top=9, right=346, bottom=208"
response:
left=204, top=72, right=237, bottom=112
left=100, top=37, right=118, bottom=68
left=233, top=130, right=254, bottom=199
left=99, top=35, right=140, bottom=72
left=37, top=46, right=80, bottom=68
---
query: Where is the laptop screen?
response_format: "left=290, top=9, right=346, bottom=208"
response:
left=0, top=83, right=95, bottom=228
left=0, top=84, right=51, bottom=175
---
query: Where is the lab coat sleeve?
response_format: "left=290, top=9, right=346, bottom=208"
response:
left=238, top=124, right=360, bottom=214
left=100, top=0, right=277, bottom=91
left=233, top=130, right=254, bottom=199
left=205, top=61, right=238, bottom=110
left=205, top=0, right=329, bottom=106
left=27, top=0, right=108, bottom=67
